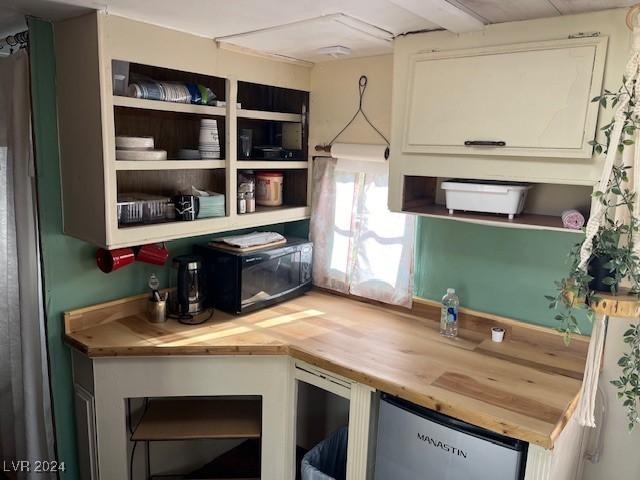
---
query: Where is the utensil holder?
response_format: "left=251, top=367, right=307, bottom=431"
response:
left=147, top=299, right=167, bottom=323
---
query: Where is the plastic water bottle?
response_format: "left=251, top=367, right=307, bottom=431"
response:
left=440, top=288, right=459, bottom=337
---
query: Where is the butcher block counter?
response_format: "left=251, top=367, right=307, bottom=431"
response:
left=65, top=289, right=588, bottom=449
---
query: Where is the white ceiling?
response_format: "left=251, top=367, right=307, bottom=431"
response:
left=0, top=0, right=635, bottom=62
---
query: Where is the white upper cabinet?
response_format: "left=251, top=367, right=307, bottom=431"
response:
left=402, top=37, right=607, bottom=158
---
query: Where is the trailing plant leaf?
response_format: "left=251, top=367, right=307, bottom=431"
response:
left=548, top=72, right=640, bottom=430
left=611, top=324, right=640, bottom=431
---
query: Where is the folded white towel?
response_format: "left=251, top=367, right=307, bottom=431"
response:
left=219, top=231, right=285, bottom=249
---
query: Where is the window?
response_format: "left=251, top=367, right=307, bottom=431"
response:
left=310, top=158, right=415, bottom=307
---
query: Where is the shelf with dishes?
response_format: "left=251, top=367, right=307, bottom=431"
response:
left=116, top=168, right=227, bottom=228
left=110, top=204, right=309, bottom=248
left=402, top=176, right=593, bottom=233
left=112, top=95, right=227, bottom=116
left=115, top=160, right=226, bottom=171
left=111, top=60, right=227, bottom=115
left=114, top=108, right=225, bottom=163
left=56, top=38, right=312, bottom=248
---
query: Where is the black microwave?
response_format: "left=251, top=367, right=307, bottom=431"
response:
left=195, top=238, right=313, bottom=314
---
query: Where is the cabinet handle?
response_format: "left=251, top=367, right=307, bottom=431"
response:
left=464, top=140, right=507, bottom=147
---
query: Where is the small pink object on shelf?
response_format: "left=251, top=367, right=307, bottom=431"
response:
left=561, top=209, right=585, bottom=230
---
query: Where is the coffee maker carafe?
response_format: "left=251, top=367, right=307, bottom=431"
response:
left=168, top=255, right=209, bottom=324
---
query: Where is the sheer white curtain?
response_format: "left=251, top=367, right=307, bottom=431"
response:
left=0, top=50, right=55, bottom=477
left=310, top=157, right=415, bottom=307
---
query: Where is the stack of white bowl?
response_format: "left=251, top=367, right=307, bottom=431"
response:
left=115, top=136, right=167, bottom=161
left=199, top=119, right=221, bottom=159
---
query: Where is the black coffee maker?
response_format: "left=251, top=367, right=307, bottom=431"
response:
left=168, top=255, right=210, bottom=324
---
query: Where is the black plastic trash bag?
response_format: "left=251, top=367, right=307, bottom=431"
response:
left=301, top=427, right=348, bottom=480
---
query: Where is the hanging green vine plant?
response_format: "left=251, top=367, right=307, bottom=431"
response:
left=547, top=76, right=640, bottom=431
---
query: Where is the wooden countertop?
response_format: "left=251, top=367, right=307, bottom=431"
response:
left=65, top=290, right=589, bottom=449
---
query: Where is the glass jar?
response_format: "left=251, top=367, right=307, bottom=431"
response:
left=245, top=191, right=256, bottom=213
left=237, top=192, right=247, bottom=214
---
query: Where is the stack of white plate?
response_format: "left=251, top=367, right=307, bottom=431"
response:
left=115, top=136, right=167, bottom=161
left=199, top=119, right=220, bottom=159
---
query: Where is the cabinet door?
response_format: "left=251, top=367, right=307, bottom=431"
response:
left=74, top=386, right=99, bottom=480
left=402, top=37, right=607, bottom=158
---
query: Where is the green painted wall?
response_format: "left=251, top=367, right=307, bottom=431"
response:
left=414, top=217, right=590, bottom=333
left=28, top=18, right=307, bottom=479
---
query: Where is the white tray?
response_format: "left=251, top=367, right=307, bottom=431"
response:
left=441, top=179, right=531, bottom=219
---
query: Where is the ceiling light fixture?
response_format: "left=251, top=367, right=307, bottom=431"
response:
left=317, top=45, right=352, bottom=58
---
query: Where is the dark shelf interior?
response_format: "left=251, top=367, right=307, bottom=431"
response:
left=238, top=81, right=308, bottom=114
left=237, top=118, right=306, bottom=161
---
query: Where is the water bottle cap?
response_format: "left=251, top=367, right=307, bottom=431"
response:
left=447, top=288, right=455, bottom=295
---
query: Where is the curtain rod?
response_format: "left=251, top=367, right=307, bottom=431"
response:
left=0, top=31, right=29, bottom=53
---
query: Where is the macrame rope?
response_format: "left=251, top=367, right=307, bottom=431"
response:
left=578, top=60, right=637, bottom=269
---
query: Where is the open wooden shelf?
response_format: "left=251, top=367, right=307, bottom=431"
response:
left=237, top=109, right=302, bottom=122
left=407, top=203, right=581, bottom=233
left=245, top=204, right=308, bottom=215
left=237, top=161, right=308, bottom=169
left=115, top=160, right=226, bottom=171
left=131, top=398, right=261, bottom=441
left=589, top=289, right=640, bottom=318
left=113, top=95, right=227, bottom=116
left=402, top=175, right=591, bottom=234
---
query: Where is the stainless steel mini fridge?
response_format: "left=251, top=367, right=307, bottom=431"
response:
left=374, top=394, right=528, bottom=480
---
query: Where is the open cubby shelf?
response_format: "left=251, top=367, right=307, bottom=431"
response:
left=402, top=175, right=593, bottom=233
left=238, top=169, right=308, bottom=208
left=114, top=59, right=226, bottom=103
left=114, top=107, right=226, bottom=161
left=237, top=80, right=308, bottom=114
left=237, top=118, right=306, bottom=161
left=117, top=169, right=226, bottom=198
left=131, top=398, right=261, bottom=441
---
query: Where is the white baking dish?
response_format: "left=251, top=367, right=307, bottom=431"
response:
left=440, top=179, right=531, bottom=219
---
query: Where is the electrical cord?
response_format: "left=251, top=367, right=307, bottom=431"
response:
left=129, top=441, right=138, bottom=480
left=127, top=398, right=150, bottom=479
left=327, top=75, right=390, bottom=147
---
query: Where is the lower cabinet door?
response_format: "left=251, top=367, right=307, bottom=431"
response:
left=74, top=385, right=99, bottom=480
